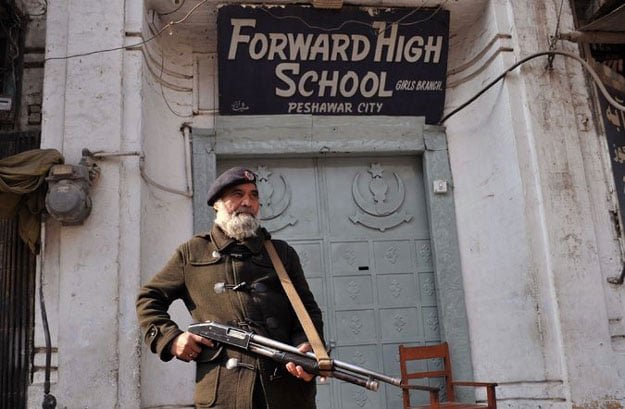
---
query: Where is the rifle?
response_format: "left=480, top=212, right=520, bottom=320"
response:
left=188, top=321, right=402, bottom=392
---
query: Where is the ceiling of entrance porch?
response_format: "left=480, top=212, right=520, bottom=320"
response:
left=145, top=0, right=489, bottom=51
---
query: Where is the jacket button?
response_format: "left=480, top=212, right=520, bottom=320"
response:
left=266, top=317, right=280, bottom=329
left=252, top=282, right=267, bottom=293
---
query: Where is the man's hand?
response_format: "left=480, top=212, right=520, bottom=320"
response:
left=170, top=331, right=214, bottom=362
left=285, top=343, right=326, bottom=383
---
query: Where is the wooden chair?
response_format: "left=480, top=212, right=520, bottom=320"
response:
left=399, top=343, right=497, bottom=409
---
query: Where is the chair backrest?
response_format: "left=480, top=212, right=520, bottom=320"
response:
left=399, top=342, right=455, bottom=405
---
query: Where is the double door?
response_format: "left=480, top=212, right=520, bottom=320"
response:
left=219, top=155, right=440, bottom=409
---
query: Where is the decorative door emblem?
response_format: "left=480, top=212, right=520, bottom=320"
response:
left=352, top=350, right=366, bottom=366
left=426, top=311, right=439, bottom=332
left=255, top=166, right=297, bottom=232
left=343, top=247, right=357, bottom=266
left=430, top=358, right=441, bottom=369
left=389, top=279, right=402, bottom=298
left=349, top=315, right=363, bottom=334
left=423, top=277, right=435, bottom=297
left=418, top=242, right=432, bottom=263
left=435, top=378, right=448, bottom=400
left=350, top=163, right=413, bottom=231
left=347, top=280, right=360, bottom=299
left=392, top=313, right=406, bottom=333
left=385, top=246, right=399, bottom=264
left=298, top=250, right=310, bottom=269
left=353, top=389, right=368, bottom=407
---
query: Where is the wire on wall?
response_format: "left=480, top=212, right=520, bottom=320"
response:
left=159, top=48, right=194, bottom=119
left=439, top=50, right=625, bottom=124
left=140, top=157, right=193, bottom=197
left=38, top=222, right=57, bottom=409
left=547, top=0, right=567, bottom=69
left=257, top=0, right=449, bottom=36
left=86, top=149, right=193, bottom=198
left=44, top=0, right=209, bottom=62
left=126, top=27, right=192, bottom=93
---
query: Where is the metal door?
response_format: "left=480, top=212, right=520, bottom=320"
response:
left=219, top=155, right=439, bottom=409
left=0, top=131, right=40, bottom=409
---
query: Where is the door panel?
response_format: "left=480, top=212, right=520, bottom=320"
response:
left=218, top=155, right=438, bottom=408
left=323, top=157, right=429, bottom=240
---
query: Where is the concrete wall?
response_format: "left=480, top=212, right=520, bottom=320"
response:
left=447, top=1, right=625, bottom=408
left=138, top=15, right=198, bottom=409
left=31, top=0, right=144, bottom=407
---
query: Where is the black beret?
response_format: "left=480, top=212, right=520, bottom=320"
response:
left=207, top=167, right=257, bottom=206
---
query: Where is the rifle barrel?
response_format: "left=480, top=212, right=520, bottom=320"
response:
left=250, top=333, right=401, bottom=387
left=334, top=359, right=401, bottom=387
left=248, top=342, right=379, bottom=391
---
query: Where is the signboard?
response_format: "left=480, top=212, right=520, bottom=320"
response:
left=600, top=86, right=625, bottom=218
left=217, top=5, right=450, bottom=123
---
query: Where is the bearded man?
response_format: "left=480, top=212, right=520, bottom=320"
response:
left=136, top=167, right=324, bottom=409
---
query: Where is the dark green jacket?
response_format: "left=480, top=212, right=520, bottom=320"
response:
left=136, top=226, right=324, bottom=409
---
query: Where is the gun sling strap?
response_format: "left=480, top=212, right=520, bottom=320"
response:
left=264, top=240, right=333, bottom=372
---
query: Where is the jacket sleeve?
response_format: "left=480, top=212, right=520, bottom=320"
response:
left=136, top=245, right=187, bottom=361
left=280, top=242, right=325, bottom=348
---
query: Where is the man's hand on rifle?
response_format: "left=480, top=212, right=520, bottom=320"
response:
left=285, top=343, right=326, bottom=383
left=171, top=331, right=214, bottom=362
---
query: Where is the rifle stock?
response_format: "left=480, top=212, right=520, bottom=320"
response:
left=188, top=321, right=402, bottom=392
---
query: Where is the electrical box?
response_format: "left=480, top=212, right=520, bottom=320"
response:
left=433, top=179, right=448, bottom=194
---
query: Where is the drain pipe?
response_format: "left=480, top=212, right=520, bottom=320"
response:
left=181, top=123, right=193, bottom=194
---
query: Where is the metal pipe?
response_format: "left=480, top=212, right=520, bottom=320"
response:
left=38, top=221, right=57, bottom=408
left=559, top=31, right=625, bottom=44
left=181, top=124, right=193, bottom=194
left=84, top=149, right=142, bottom=158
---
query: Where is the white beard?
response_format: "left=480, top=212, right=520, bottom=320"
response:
left=214, top=200, right=260, bottom=241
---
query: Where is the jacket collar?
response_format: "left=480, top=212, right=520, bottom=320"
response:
left=210, top=224, right=269, bottom=254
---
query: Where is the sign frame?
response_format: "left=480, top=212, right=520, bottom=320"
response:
left=217, top=5, right=450, bottom=123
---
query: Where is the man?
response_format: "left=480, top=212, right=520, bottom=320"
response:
left=136, top=167, right=324, bottom=409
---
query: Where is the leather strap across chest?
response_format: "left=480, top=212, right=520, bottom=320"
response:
left=264, top=240, right=333, bottom=372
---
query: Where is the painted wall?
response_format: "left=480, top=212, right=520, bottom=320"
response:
left=30, top=0, right=143, bottom=407
left=26, top=0, right=625, bottom=408
left=138, top=20, right=198, bottom=409
left=446, top=1, right=625, bottom=408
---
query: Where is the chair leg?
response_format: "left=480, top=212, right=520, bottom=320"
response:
left=429, top=390, right=440, bottom=409
left=486, top=386, right=497, bottom=409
